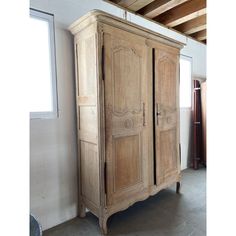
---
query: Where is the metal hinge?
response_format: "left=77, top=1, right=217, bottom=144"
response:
left=102, top=45, right=105, bottom=80
left=104, top=162, right=107, bottom=194
left=179, top=143, right=181, bottom=165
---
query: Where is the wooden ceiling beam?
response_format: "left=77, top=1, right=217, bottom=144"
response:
left=153, top=0, right=206, bottom=27
left=190, top=29, right=207, bottom=41
left=111, top=0, right=123, bottom=4
left=127, top=0, right=156, bottom=11
left=174, top=14, right=206, bottom=34
left=112, top=0, right=136, bottom=7
left=111, top=0, right=155, bottom=11
left=137, top=0, right=190, bottom=18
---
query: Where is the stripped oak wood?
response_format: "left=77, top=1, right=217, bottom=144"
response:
left=153, top=42, right=181, bottom=187
left=74, top=23, right=100, bottom=217
left=69, top=10, right=182, bottom=234
left=103, top=25, right=150, bottom=206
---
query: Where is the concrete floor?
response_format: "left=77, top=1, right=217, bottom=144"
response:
left=44, top=168, right=206, bottom=236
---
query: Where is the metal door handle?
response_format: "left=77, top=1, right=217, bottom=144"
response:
left=156, top=103, right=160, bottom=126
left=143, top=102, right=146, bottom=126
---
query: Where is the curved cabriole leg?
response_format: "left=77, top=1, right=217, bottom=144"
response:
left=176, top=181, right=181, bottom=194
left=99, top=216, right=108, bottom=235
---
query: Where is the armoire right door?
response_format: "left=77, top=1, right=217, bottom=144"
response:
left=154, top=44, right=180, bottom=186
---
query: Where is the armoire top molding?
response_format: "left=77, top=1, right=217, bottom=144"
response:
left=69, top=10, right=185, bottom=49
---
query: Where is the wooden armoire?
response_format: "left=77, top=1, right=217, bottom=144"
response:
left=69, top=10, right=183, bottom=234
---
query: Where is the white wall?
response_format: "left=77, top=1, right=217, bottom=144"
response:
left=30, top=0, right=206, bottom=230
left=181, top=38, right=206, bottom=78
left=30, top=24, right=78, bottom=230
left=180, top=38, right=206, bottom=169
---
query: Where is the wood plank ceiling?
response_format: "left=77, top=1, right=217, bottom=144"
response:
left=108, top=0, right=207, bottom=44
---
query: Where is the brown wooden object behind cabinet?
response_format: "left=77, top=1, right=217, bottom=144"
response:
left=201, top=81, right=206, bottom=165
left=192, top=80, right=203, bottom=169
left=69, top=10, right=184, bottom=234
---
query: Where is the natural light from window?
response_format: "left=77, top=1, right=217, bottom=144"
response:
left=29, top=9, right=57, bottom=119
left=180, top=57, right=192, bottom=108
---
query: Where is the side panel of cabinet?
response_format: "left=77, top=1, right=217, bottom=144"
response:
left=75, top=24, right=100, bottom=215
left=154, top=44, right=180, bottom=187
left=103, top=25, right=151, bottom=206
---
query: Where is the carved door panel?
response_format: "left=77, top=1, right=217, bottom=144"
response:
left=103, top=27, right=149, bottom=206
left=154, top=46, right=180, bottom=186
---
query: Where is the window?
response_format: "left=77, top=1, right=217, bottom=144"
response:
left=29, top=9, right=58, bottom=119
left=180, top=56, right=192, bottom=108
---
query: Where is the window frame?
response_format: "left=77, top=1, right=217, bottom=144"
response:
left=179, top=55, right=193, bottom=109
left=30, top=8, right=58, bottom=119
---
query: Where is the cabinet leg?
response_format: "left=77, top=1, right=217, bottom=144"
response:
left=99, top=216, right=108, bottom=235
left=176, top=182, right=181, bottom=194
left=78, top=203, right=86, bottom=218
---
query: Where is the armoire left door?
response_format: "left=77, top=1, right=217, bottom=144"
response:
left=103, top=25, right=151, bottom=207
